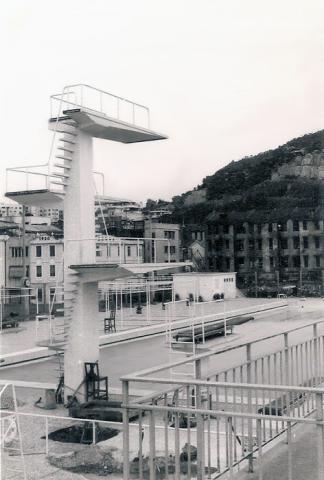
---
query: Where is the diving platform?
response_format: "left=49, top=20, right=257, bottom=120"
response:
left=5, top=188, right=64, bottom=207
left=49, top=109, right=167, bottom=143
left=69, top=262, right=191, bottom=283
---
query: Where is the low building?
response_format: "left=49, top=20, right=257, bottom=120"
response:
left=173, top=272, right=237, bottom=301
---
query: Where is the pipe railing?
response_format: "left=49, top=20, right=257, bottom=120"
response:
left=50, top=84, right=150, bottom=129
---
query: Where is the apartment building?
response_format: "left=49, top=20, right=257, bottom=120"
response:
left=206, top=218, right=324, bottom=294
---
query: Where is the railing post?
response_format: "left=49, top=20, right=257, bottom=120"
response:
left=195, top=359, right=205, bottom=480
left=284, top=332, right=290, bottom=384
left=316, top=392, right=324, bottom=479
left=313, top=323, right=319, bottom=384
left=122, top=379, right=130, bottom=480
left=246, top=343, right=254, bottom=473
left=149, top=410, right=156, bottom=480
left=45, top=416, right=49, bottom=455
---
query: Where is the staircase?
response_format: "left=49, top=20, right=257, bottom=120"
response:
left=47, top=118, right=81, bottom=393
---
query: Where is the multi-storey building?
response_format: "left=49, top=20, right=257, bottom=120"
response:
left=29, top=235, right=64, bottom=306
left=144, top=220, right=181, bottom=263
left=206, top=217, right=324, bottom=294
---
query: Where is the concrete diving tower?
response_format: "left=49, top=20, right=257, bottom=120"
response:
left=5, top=84, right=186, bottom=397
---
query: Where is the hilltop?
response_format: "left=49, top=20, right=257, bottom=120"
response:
left=165, top=130, right=324, bottom=225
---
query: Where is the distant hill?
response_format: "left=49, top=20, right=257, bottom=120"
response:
left=168, top=130, right=324, bottom=224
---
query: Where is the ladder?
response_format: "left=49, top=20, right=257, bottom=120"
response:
left=0, top=384, right=27, bottom=480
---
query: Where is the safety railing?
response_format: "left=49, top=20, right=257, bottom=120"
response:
left=121, top=319, right=324, bottom=479
left=50, top=84, right=150, bottom=129
left=121, top=378, right=324, bottom=480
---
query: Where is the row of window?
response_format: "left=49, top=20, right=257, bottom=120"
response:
left=10, top=247, right=29, bottom=258
left=36, top=264, right=56, bottom=278
left=208, top=220, right=321, bottom=235
left=210, top=255, right=321, bottom=270
left=224, top=278, right=234, bottom=283
left=36, top=245, right=56, bottom=258
left=213, top=236, right=321, bottom=252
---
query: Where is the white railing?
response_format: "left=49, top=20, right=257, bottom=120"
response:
left=50, top=84, right=150, bottom=129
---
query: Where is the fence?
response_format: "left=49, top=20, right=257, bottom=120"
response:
left=121, top=319, right=324, bottom=479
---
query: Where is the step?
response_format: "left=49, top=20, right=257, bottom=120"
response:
left=55, top=155, right=73, bottom=161
left=51, top=180, right=69, bottom=187
left=54, top=163, right=71, bottom=170
left=57, top=146, right=74, bottom=153
left=59, top=138, right=76, bottom=145
left=55, top=129, right=78, bottom=136
left=51, top=173, right=70, bottom=179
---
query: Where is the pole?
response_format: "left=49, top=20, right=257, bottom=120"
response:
left=255, top=271, right=258, bottom=298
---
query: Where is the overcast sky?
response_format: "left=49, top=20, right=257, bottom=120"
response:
left=1, top=0, right=324, bottom=204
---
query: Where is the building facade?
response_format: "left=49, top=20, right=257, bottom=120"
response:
left=206, top=218, right=324, bottom=294
left=144, top=220, right=181, bottom=263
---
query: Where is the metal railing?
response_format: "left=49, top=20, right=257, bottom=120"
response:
left=50, top=84, right=150, bottom=129
left=121, top=319, right=324, bottom=479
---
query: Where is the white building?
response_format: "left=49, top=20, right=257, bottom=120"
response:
left=173, top=272, right=237, bottom=301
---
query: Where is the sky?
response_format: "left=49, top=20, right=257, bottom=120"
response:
left=1, top=0, right=324, bottom=204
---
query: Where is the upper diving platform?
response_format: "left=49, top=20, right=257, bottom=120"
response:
left=49, top=84, right=167, bottom=143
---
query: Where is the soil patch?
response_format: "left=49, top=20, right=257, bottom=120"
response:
left=43, top=424, right=119, bottom=444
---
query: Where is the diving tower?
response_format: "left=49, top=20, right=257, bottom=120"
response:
left=5, top=84, right=188, bottom=397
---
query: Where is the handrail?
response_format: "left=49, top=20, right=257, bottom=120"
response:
left=52, top=83, right=149, bottom=111
left=50, top=84, right=150, bottom=128
left=122, top=314, right=322, bottom=380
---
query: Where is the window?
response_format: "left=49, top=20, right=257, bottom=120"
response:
left=50, top=245, right=55, bottom=257
left=281, top=256, right=289, bottom=268
left=226, top=258, right=230, bottom=269
left=50, top=265, right=55, bottom=277
left=269, top=257, right=274, bottom=268
left=314, top=221, right=320, bottom=230
left=293, top=237, right=300, bottom=249
left=257, top=239, right=262, bottom=250
left=278, top=222, right=287, bottom=232
left=223, top=225, right=229, bottom=234
left=315, top=255, right=320, bottom=268
left=315, top=237, right=320, bottom=249
left=164, top=231, right=175, bottom=240
left=257, top=224, right=262, bottom=234
left=236, top=224, right=245, bottom=234
left=10, top=247, right=23, bottom=258
left=235, top=239, right=244, bottom=251
left=127, top=246, right=131, bottom=257
left=170, top=246, right=176, bottom=254
left=49, top=287, right=56, bottom=303
left=268, top=238, right=273, bottom=250
left=257, top=258, right=263, bottom=269
left=293, top=256, right=300, bottom=268
left=293, top=221, right=299, bottom=232
left=164, top=245, right=168, bottom=254
left=303, top=237, right=309, bottom=249
left=36, top=245, right=42, bottom=257
left=268, top=223, right=273, bottom=233
left=36, top=265, right=42, bottom=278
left=25, top=246, right=29, bottom=257
left=303, top=220, right=308, bottom=230
left=25, top=265, right=29, bottom=277
left=303, top=255, right=309, bottom=268
left=37, top=288, right=43, bottom=303
left=237, top=257, right=245, bottom=266
left=225, top=239, right=230, bottom=249
left=280, top=239, right=288, bottom=249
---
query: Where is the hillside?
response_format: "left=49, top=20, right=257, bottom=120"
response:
left=169, top=130, right=324, bottom=224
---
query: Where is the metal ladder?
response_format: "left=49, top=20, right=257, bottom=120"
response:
left=0, top=384, right=27, bottom=480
